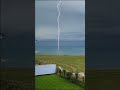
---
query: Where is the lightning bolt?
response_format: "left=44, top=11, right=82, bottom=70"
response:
left=57, top=0, right=61, bottom=51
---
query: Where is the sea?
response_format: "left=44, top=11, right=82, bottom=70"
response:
left=35, top=40, right=85, bottom=55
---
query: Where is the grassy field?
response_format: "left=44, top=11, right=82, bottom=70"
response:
left=35, top=54, right=85, bottom=72
left=35, top=74, right=84, bottom=90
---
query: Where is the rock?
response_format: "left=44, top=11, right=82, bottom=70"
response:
left=78, top=72, right=85, bottom=81
left=58, top=66, right=63, bottom=71
left=72, top=73, right=76, bottom=78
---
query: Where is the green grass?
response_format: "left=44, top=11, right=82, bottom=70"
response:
left=35, top=55, right=85, bottom=72
left=35, top=74, right=84, bottom=90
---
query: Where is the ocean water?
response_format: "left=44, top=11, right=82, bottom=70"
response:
left=35, top=40, right=85, bottom=55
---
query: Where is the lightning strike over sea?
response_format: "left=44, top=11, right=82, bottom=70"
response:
left=57, top=0, right=61, bottom=51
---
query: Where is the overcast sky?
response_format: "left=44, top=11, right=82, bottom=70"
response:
left=35, top=0, right=85, bottom=41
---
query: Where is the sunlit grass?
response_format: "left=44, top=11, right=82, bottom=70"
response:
left=35, top=75, right=84, bottom=90
left=35, top=55, right=85, bottom=72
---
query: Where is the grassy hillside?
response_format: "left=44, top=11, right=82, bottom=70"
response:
left=35, top=75, right=84, bottom=90
left=35, top=55, right=85, bottom=72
